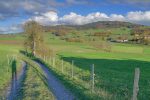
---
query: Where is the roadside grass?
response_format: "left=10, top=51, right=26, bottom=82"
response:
left=34, top=57, right=94, bottom=100
left=0, top=45, right=22, bottom=98
left=17, top=55, right=55, bottom=100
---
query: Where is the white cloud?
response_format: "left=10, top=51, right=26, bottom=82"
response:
left=59, top=12, right=125, bottom=25
left=0, top=14, right=4, bottom=19
left=127, top=11, right=150, bottom=21
left=1, top=10, right=150, bottom=34
left=60, top=12, right=125, bottom=25
left=28, top=11, right=150, bottom=26
left=110, top=14, right=125, bottom=21
left=29, top=11, right=58, bottom=25
left=0, top=25, right=22, bottom=34
left=59, top=12, right=85, bottom=25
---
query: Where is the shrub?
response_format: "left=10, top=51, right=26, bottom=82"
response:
left=65, top=38, right=84, bottom=43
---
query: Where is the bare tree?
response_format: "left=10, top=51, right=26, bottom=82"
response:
left=24, top=21, right=44, bottom=56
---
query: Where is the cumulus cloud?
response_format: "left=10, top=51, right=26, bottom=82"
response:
left=66, top=0, right=91, bottom=5
left=108, top=0, right=150, bottom=4
left=107, top=0, right=150, bottom=9
left=127, top=11, right=150, bottom=21
left=1, top=10, right=150, bottom=34
left=0, top=0, right=58, bottom=19
left=59, top=12, right=85, bottom=25
left=28, top=11, right=59, bottom=25
left=110, top=14, right=125, bottom=21
left=0, top=0, right=150, bottom=20
left=0, top=25, right=22, bottom=34
left=1, top=10, right=150, bottom=32
left=28, top=11, right=150, bottom=26
left=0, top=0, right=93, bottom=20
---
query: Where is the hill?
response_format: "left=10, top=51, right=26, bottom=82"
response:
left=44, top=21, right=144, bottom=31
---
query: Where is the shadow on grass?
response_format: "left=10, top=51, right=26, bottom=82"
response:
left=60, top=56, right=150, bottom=99
left=15, top=64, right=28, bottom=99
left=19, top=50, right=150, bottom=99
left=34, top=58, right=95, bottom=100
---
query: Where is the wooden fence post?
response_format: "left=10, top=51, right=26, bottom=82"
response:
left=71, top=60, right=74, bottom=78
left=44, top=55, right=46, bottom=61
left=53, top=57, right=55, bottom=67
left=49, top=56, right=51, bottom=65
left=62, top=60, right=64, bottom=73
left=91, top=64, right=95, bottom=92
left=45, top=57, right=47, bottom=62
left=132, top=68, right=140, bottom=100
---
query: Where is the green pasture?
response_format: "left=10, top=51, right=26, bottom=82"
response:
left=58, top=49, right=150, bottom=99
left=0, top=31, right=150, bottom=99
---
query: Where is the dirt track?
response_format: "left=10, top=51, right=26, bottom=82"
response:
left=6, top=61, right=27, bottom=100
left=35, top=61, right=75, bottom=100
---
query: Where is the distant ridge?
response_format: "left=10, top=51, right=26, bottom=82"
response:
left=44, top=21, right=144, bottom=31
left=69, top=21, right=144, bottom=29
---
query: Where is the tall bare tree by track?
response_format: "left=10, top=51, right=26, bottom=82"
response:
left=24, top=21, right=44, bottom=56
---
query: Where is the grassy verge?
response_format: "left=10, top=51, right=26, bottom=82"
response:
left=34, top=56, right=97, bottom=100
left=0, top=45, right=22, bottom=99
left=16, top=55, right=55, bottom=100
left=33, top=49, right=150, bottom=100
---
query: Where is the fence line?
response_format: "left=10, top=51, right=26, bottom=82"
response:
left=39, top=55, right=141, bottom=99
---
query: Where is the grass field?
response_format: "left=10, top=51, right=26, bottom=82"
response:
left=0, top=45, right=22, bottom=98
left=44, top=33, right=150, bottom=99
left=0, top=38, right=55, bottom=99
left=0, top=32, right=150, bottom=99
left=58, top=51, right=150, bottom=99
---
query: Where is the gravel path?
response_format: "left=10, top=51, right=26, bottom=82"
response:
left=6, top=61, right=27, bottom=100
left=35, top=61, right=75, bottom=100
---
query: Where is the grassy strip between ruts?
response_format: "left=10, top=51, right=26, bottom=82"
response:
left=16, top=55, right=55, bottom=100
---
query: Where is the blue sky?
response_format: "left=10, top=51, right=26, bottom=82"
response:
left=0, top=0, right=150, bottom=33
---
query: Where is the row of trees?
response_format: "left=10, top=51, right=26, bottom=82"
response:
left=131, top=27, right=150, bottom=45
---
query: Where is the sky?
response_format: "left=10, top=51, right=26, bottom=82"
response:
left=0, top=0, right=150, bottom=34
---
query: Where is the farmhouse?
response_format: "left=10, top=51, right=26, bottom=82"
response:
left=116, top=39, right=128, bottom=43
left=144, top=35, right=150, bottom=39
